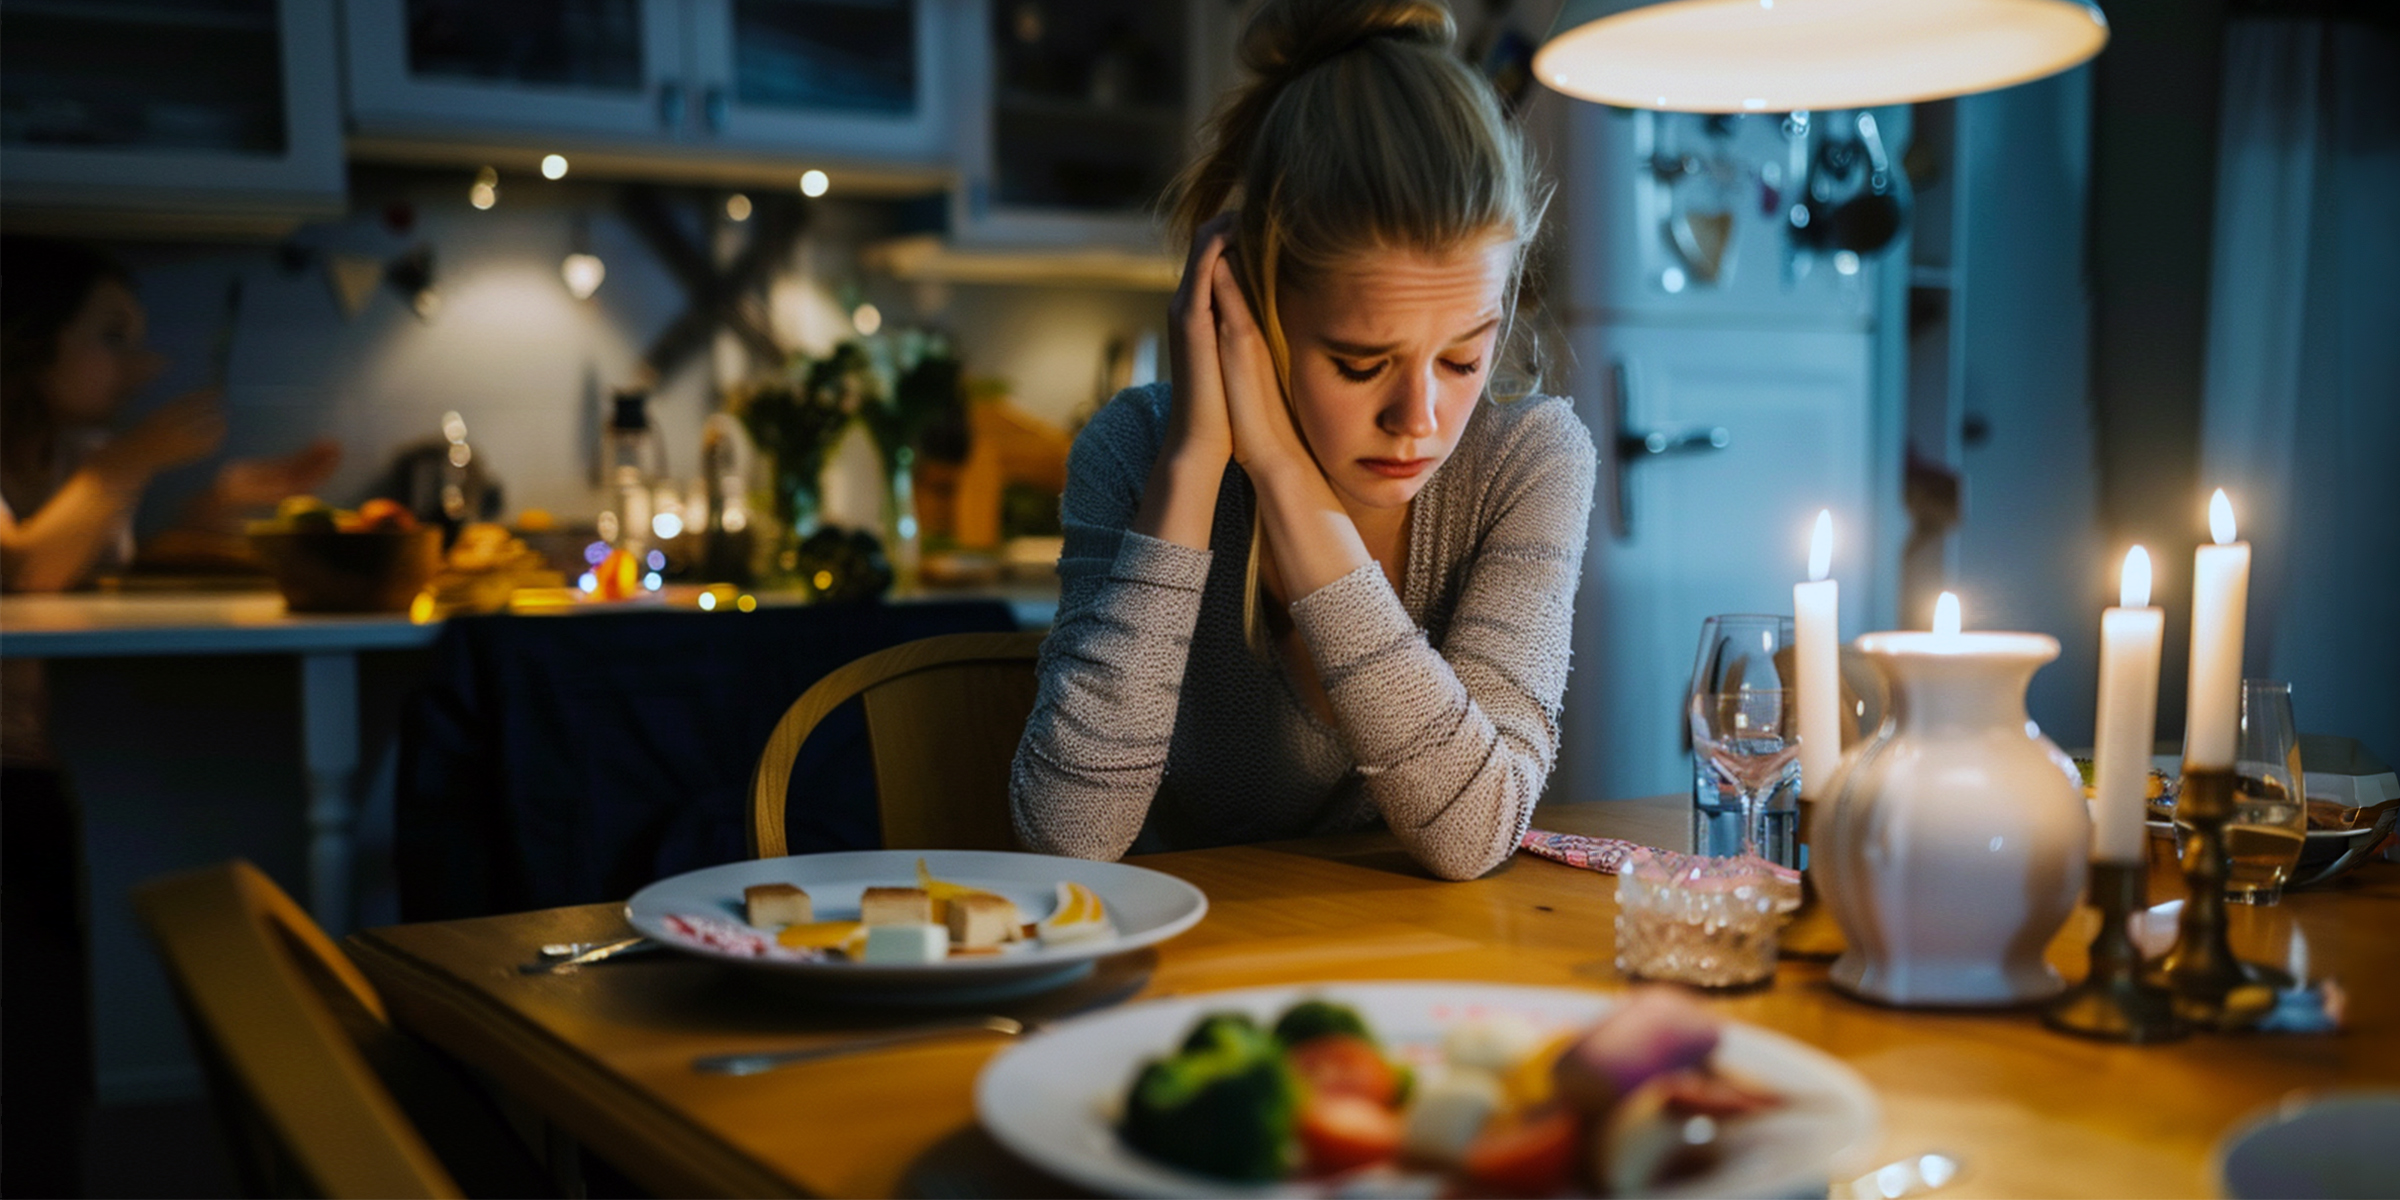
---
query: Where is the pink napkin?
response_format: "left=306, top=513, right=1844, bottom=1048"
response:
left=1518, top=829, right=1802, bottom=885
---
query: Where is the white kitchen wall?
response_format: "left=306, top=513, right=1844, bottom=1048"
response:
left=109, top=168, right=1169, bottom=539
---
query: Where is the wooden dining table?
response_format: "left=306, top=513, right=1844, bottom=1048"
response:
left=346, top=795, right=2399, bottom=1199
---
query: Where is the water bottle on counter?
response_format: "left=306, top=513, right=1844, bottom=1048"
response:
left=603, top=388, right=665, bottom=553
left=698, top=413, right=756, bottom=585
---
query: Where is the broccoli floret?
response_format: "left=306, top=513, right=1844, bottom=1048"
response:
left=1272, top=999, right=1375, bottom=1048
left=1122, top=1014, right=1300, bottom=1182
left=1180, top=1010, right=1266, bottom=1057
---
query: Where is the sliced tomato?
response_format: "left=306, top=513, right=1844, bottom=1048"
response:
left=1286, top=1034, right=1401, bottom=1106
left=1462, top=1106, right=1582, bottom=1198
left=1297, top=1092, right=1405, bottom=1176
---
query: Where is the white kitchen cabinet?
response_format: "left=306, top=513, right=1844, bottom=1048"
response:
left=0, top=0, right=345, bottom=233
left=343, top=0, right=955, bottom=181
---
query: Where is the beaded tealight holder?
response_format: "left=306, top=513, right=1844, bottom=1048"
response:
left=1615, top=850, right=1799, bottom=989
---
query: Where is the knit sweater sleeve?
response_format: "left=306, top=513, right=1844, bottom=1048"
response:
left=1289, top=400, right=1597, bottom=880
left=1010, top=385, right=1214, bottom=859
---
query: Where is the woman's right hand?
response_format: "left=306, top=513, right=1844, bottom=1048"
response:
left=95, top=389, right=227, bottom=482
left=1164, top=213, right=1238, bottom=469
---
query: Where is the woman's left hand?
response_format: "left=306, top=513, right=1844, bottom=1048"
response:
left=1208, top=259, right=1318, bottom=486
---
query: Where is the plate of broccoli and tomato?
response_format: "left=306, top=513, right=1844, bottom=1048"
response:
left=975, top=982, right=1880, bottom=1197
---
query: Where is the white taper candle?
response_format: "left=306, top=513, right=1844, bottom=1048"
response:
left=2094, top=547, right=2164, bottom=862
left=2184, top=491, right=2249, bottom=770
left=1794, top=511, right=1840, bottom=799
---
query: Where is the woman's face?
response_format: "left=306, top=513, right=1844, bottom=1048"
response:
left=42, top=280, right=163, bottom=428
left=1275, top=239, right=1514, bottom=514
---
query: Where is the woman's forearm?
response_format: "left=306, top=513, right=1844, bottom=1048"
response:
left=1245, top=458, right=1375, bottom=597
left=1130, top=448, right=1227, bottom=551
left=1010, top=531, right=1213, bottom=860
left=0, top=463, right=145, bottom=592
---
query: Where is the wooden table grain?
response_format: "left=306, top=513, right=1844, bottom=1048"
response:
left=346, top=796, right=2400, bottom=1199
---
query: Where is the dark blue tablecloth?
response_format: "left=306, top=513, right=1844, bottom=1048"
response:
left=395, top=599, right=1018, bottom=920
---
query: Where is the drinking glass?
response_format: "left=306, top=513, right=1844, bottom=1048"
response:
left=1688, top=615, right=1799, bottom=863
left=2223, top=679, right=2306, bottom=905
left=1689, top=687, right=1802, bottom=863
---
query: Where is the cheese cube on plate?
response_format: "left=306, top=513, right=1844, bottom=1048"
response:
left=1401, top=1066, right=1505, bottom=1165
left=860, top=923, right=949, bottom=963
left=744, top=883, right=812, bottom=928
left=860, top=886, right=931, bottom=925
left=947, top=893, right=1020, bottom=949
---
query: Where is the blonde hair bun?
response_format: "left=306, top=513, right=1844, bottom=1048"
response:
left=1240, top=0, right=1455, bottom=82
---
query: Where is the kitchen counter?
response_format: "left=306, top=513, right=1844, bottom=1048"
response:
left=0, top=583, right=1058, bottom=659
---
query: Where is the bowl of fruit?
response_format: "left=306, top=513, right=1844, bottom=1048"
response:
left=248, top=498, right=442, bottom=614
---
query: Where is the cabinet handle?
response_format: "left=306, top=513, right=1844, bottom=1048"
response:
left=1607, top=360, right=1730, bottom=540
left=659, top=82, right=686, bottom=130
left=704, top=85, right=727, bottom=134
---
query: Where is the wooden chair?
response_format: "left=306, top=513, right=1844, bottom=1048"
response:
left=134, top=861, right=463, bottom=1198
left=750, top=630, right=1047, bottom=856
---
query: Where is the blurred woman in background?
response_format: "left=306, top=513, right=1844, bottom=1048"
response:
left=1, top=238, right=338, bottom=593
left=1, top=236, right=337, bottom=1195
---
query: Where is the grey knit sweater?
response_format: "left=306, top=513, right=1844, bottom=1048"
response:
left=1008, top=381, right=1596, bottom=880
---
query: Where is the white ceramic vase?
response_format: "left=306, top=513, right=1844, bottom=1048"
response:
left=1822, top=630, right=2089, bottom=1007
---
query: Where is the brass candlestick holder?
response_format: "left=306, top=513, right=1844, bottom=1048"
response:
left=2153, top=766, right=2291, bottom=1025
left=2043, top=861, right=2184, bottom=1042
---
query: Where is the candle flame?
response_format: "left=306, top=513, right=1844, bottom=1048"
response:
left=1807, top=510, right=1833, bottom=582
left=2209, top=488, right=2236, bottom=545
left=2121, top=545, right=2152, bottom=608
left=1933, top=591, right=1961, bottom=636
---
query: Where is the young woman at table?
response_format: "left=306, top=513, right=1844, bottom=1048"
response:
left=1011, top=0, right=1593, bottom=880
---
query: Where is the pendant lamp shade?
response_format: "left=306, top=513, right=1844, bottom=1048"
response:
left=1535, top=0, right=2108, bottom=113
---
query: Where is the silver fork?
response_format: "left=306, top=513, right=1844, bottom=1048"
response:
left=518, top=936, right=657, bottom=974
left=691, top=1015, right=1026, bottom=1076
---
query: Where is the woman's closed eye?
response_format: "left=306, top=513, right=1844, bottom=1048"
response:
left=1332, top=357, right=1386, bottom=382
left=1331, top=356, right=1481, bottom=382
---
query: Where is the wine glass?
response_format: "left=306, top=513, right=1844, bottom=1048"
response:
left=2227, top=679, right=2306, bottom=905
left=1688, top=615, right=1798, bottom=862
left=1689, top=688, right=1802, bottom=863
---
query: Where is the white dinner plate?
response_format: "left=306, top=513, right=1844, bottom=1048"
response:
left=2214, top=1090, right=2400, bottom=1199
left=976, top=981, right=1883, bottom=1199
left=624, top=850, right=1207, bottom=1002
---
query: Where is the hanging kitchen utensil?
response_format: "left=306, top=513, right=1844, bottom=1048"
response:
left=1781, top=111, right=1816, bottom=282
left=1830, top=112, right=1906, bottom=255
left=1670, top=210, right=1735, bottom=282
left=1796, top=135, right=1859, bottom=253
left=1664, top=114, right=1740, bottom=284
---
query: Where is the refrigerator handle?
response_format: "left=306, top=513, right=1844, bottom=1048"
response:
left=1609, top=359, right=1730, bottom=540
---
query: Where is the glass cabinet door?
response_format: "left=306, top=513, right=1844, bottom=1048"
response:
left=986, top=0, right=1185, bottom=212
left=687, top=0, right=950, bottom=165
left=403, top=0, right=648, bottom=93
left=733, top=0, right=916, bottom=115
left=949, top=0, right=1208, bottom=252
left=0, top=0, right=344, bottom=221
left=344, top=0, right=687, bottom=139
left=3, top=0, right=289, bottom=156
